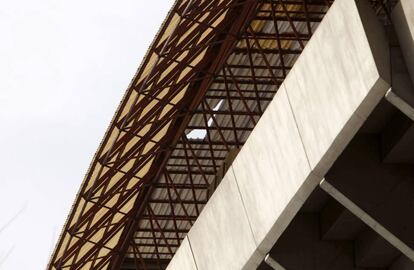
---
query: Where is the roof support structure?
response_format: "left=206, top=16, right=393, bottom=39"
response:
left=48, top=0, right=397, bottom=269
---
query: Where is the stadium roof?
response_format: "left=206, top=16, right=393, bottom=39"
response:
left=48, top=0, right=395, bottom=269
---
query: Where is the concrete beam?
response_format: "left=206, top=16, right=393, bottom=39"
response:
left=320, top=179, right=414, bottom=262
left=386, top=89, right=414, bottom=121
left=232, top=85, right=318, bottom=254
left=327, top=135, right=414, bottom=248
left=264, top=255, right=286, bottom=270
left=385, top=46, right=414, bottom=120
left=167, top=0, right=392, bottom=268
left=392, top=0, right=414, bottom=85
left=284, top=0, right=390, bottom=177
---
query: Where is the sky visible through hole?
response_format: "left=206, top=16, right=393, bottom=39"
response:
left=0, top=0, right=173, bottom=268
left=186, top=100, right=224, bottom=140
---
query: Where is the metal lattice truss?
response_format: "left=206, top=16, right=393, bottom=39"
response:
left=48, top=0, right=396, bottom=269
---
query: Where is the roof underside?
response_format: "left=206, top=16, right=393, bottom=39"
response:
left=48, top=0, right=396, bottom=269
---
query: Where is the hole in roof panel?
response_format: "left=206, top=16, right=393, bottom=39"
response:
left=186, top=100, right=224, bottom=140
left=186, top=129, right=207, bottom=140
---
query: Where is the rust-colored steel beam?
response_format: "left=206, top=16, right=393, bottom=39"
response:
left=48, top=0, right=397, bottom=269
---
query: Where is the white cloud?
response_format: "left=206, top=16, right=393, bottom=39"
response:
left=0, top=0, right=173, bottom=268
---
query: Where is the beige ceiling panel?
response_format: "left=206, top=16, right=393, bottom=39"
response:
left=112, top=212, right=125, bottom=224
left=98, top=247, right=111, bottom=259
left=177, top=66, right=192, bottom=83
left=158, top=13, right=182, bottom=46
left=120, top=90, right=139, bottom=119
left=104, top=171, right=125, bottom=192
left=212, top=11, right=227, bottom=28
left=86, top=163, right=102, bottom=191
left=69, top=198, right=93, bottom=227
left=135, top=157, right=154, bottom=178
left=176, top=50, right=189, bottom=63
left=85, top=165, right=110, bottom=193
left=126, top=177, right=140, bottom=190
left=101, top=261, right=110, bottom=270
left=62, top=253, right=76, bottom=268
left=123, top=136, right=140, bottom=156
left=170, top=84, right=189, bottom=105
left=93, top=258, right=103, bottom=268
left=91, top=207, right=109, bottom=226
left=197, top=27, right=213, bottom=45
left=90, top=227, right=107, bottom=244
left=136, top=52, right=159, bottom=86
left=77, top=222, right=88, bottom=235
left=153, top=120, right=172, bottom=142
left=191, top=47, right=208, bottom=66
left=156, top=87, right=170, bottom=100
left=55, top=233, right=74, bottom=260
left=119, top=194, right=139, bottom=215
left=106, top=228, right=125, bottom=249
left=198, top=11, right=211, bottom=24
left=142, top=141, right=156, bottom=155
left=77, top=241, right=95, bottom=263
left=100, top=127, right=122, bottom=157
left=79, top=260, right=93, bottom=269
left=178, top=23, right=199, bottom=45
left=121, top=158, right=136, bottom=172
left=137, top=123, right=152, bottom=137
left=160, top=60, right=178, bottom=80
left=105, top=193, right=121, bottom=209
left=159, top=104, right=174, bottom=120
left=138, top=99, right=159, bottom=121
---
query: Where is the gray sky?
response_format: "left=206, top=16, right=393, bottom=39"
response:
left=0, top=0, right=173, bottom=268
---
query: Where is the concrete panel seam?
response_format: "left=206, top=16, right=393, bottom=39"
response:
left=229, top=166, right=261, bottom=250
left=283, top=84, right=313, bottom=172
left=186, top=236, right=199, bottom=270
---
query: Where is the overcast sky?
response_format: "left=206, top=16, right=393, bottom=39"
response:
left=0, top=0, right=173, bottom=268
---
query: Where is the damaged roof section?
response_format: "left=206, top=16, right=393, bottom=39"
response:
left=48, top=1, right=396, bottom=269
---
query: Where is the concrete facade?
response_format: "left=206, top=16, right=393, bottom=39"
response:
left=167, top=0, right=414, bottom=269
left=187, top=170, right=260, bottom=270
left=166, top=237, right=197, bottom=270
left=284, top=0, right=390, bottom=177
left=231, top=86, right=317, bottom=255
left=393, top=0, right=414, bottom=85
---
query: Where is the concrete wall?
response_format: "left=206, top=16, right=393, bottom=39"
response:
left=166, top=237, right=198, bottom=270
left=389, top=0, right=414, bottom=121
left=393, top=0, right=414, bottom=85
left=166, top=0, right=391, bottom=269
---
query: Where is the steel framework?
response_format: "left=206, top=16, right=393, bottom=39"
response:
left=48, top=0, right=396, bottom=269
